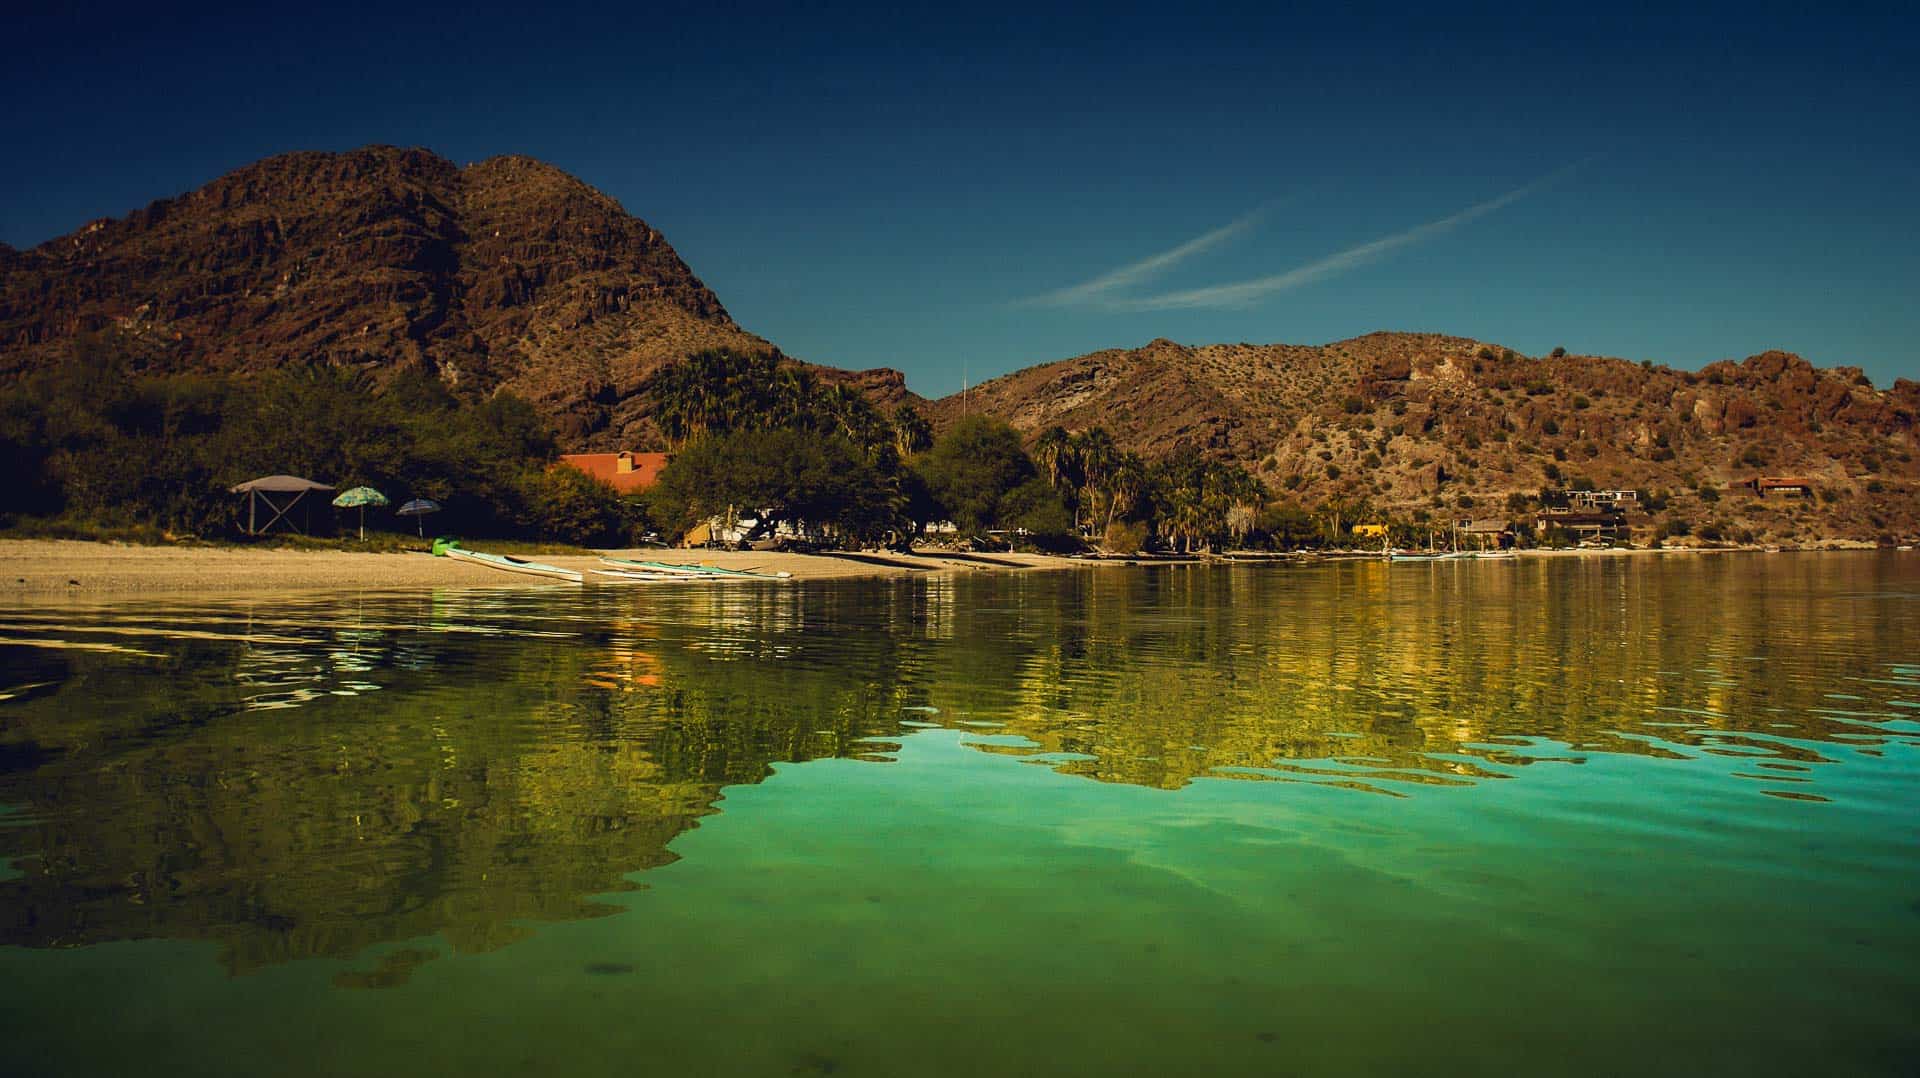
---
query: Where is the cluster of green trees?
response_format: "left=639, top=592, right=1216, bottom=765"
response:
left=5, top=341, right=1594, bottom=553
left=0, top=340, right=636, bottom=544
left=644, top=351, right=1272, bottom=552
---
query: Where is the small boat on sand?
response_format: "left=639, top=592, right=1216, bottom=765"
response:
left=599, top=556, right=792, bottom=580
left=592, top=567, right=721, bottom=583
left=443, top=547, right=583, bottom=583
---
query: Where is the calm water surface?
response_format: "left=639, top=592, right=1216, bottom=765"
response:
left=1, top=556, right=1917, bottom=1076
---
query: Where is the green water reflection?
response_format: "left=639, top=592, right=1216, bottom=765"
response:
left=0, top=556, right=1917, bottom=1075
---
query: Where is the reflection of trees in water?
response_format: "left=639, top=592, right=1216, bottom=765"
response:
left=0, top=557, right=1912, bottom=981
left=0, top=587, right=929, bottom=984
left=939, top=558, right=1917, bottom=793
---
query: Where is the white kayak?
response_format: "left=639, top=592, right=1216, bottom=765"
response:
left=592, top=567, right=724, bottom=583
left=445, top=547, right=584, bottom=583
left=598, top=556, right=792, bottom=580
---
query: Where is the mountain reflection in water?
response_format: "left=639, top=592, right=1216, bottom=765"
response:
left=0, top=555, right=1916, bottom=988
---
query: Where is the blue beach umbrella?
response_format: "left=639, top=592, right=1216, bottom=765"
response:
left=396, top=498, right=442, bottom=537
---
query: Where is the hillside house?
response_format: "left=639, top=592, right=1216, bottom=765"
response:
left=1352, top=523, right=1390, bottom=539
left=555, top=451, right=669, bottom=495
left=1566, top=489, right=1640, bottom=510
left=1460, top=518, right=1516, bottom=549
left=1534, top=509, right=1627, bottom=542
left=1745, top=476, right=1814, bottom=499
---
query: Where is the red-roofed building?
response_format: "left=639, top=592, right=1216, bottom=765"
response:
left=556, top=451, right=670, bottom=495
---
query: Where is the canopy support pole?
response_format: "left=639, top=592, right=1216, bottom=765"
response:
left=255, top=491, right=308, bottom=535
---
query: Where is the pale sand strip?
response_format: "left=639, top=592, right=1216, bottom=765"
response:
left=0, top=540, right=1091, bottom=601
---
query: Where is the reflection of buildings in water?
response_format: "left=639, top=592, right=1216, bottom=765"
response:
left=916, top=575, right=956, bottom=640
left=587, top=616, right=664, bottom=691
left=670, top=585, right=808, bottom=661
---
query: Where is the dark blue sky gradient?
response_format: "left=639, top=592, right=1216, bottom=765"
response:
left=4, top=3, right=1915, bottom=393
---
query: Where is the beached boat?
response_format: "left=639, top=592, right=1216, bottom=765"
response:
left=592, top=567, right=720, bottom=583
left=444, top=547, right=584, bottom=583
left=1474, top=550, right=1517, bottom=560
left=599, top=556, right=793, bottom=580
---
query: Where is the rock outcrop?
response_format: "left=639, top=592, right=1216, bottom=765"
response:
left=0, top=145, right=910, bottom=448
left=929, top=332, right=1919, bottom=543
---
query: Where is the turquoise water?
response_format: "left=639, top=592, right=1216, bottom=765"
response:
left=1, top=556, right=1917, bottom=1075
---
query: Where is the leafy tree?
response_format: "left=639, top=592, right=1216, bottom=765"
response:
left=1000, top=478, right=1078, bottom=551
left=647, top=427, right=893, bottom=542
left=517, top=465, right=639, bottom=546
left=914, top=416, right=1036, bottom=536
left=1256, top=503, right=1320, bottom=549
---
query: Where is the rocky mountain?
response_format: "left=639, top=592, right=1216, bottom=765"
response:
left=928, top=333, right=1920, bottom=544
left=0, top=145, right=910, bottom=448
left=4, top=146, right=1912, bottom=542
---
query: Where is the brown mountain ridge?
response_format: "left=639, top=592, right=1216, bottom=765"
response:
left=0, top=145, right=911, bottom=448
left=3, top=146, right=1914, bottom=543
left=928, top=333, right=1919, bottom=543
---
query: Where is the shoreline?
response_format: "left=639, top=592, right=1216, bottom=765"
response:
left=0, top=539, right=1898, bottom=603
left=0, top=539, right=1089, bottom=601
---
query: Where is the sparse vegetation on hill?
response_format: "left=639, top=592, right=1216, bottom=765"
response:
left=932, top=333, right=1919, bottom=545
left=3, top=146, right=1912, bottom=546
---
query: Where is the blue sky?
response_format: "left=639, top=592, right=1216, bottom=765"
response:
left=4, top=3, right=1915, bottom=395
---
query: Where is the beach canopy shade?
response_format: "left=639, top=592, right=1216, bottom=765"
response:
left=229, top=475, right=335, bottom=536
left=396, top=498, right=442, bottom=536
left=331, top=487, right=389, bottom=540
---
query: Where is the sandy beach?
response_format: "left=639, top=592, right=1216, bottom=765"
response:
left=4, top=539, right=1879, bottom=602
left=0, top=540, right=1091, bottom=600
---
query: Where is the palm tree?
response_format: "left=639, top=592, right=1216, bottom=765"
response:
left=892, top=405, right=933, bottom=457
left=1034, top=426, right=1074, bottom=490
left=768, top=363, right=818, bottom=431
left=1072, top=427, right=1116, bottom=531
left=1103, top=451, right=1148, bottom=532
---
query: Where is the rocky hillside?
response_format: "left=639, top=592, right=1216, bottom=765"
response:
left=930, top=333, right=1920, bottom=544
left=0, top=145, right=910, bottom=448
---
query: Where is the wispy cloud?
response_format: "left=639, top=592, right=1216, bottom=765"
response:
left=1022, top=206, right=1267, bottom=309
left=1115, top=164, right=1585, bottom=311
